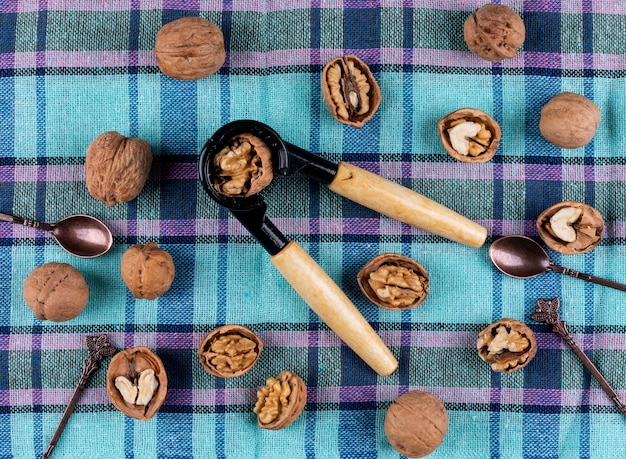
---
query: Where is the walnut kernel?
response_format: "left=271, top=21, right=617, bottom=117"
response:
left=322, top=55, right=381, bottom=128
left=536, top=200, right=604, bottom=254
left=212, top=133, right=273, bottom=197
left=358, top=254, right=429, bottom=310
left=438, top=108, right=501, bottom=163
left=539, top=92, right=601, bottom=149
left=477, top=319, right=537, bottom=373
left=121, top=242, right=175, bottom=299
left=253, top=370, right=307, bottom=430
left=463, top=4, right=525, bottom=62
left=154, top=17, right=225, bottom=80
left=106, top=346, right=168, bottom=421
left=384, top=390, right=448, bottom=458
left=199, top=325, right=263, bottom=377
left=23, top=262, right=89, bottom=322
left=86, top=131, right=152, bottom=207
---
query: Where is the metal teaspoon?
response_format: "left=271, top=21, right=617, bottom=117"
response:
left=0, top=212, right=113, bottom=258
left=489, top=235, right=626, bottom=292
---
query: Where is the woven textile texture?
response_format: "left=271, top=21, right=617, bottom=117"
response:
left=2, top=0, right=626, bottom=458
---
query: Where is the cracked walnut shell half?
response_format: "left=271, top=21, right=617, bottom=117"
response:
left=212, top=133, right=273, bottom=197
left=463, top=4, right=525, bottom=62
left=477, top=318, right=537, bottom=373
left=536, top=201, right=604, bottom=254
left=384, top=390, right=448, bottom=458
left=438, top=108, right=501, bottom=163
left=358, top=254, right=429, bottom=310
left=322, top=55, right=381, bottom=128
left=198, top=324, right=263, bottom=378
left=106, top=346, right=168, bottom=421
left=253, top=370, right=307, bottom=430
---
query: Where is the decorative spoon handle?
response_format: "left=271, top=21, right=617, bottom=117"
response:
left=0, top=212, right=51, bottom=230
left=531, top=297, right=626, bottom=417
left=549, top=264, right=626, bottom=292
left=42, top=335, right=117, bottom=459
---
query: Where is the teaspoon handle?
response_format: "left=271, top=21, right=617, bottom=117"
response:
left=0, top=212, right=51, bottom=230
left=560, top=333, right=626, bottom=417
left=550, top=264, right=626, bottom=292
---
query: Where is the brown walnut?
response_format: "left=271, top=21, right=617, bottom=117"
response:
left=322, top=55, right=381, bottom=128
left=477, top=318, right=537, bottom=373
left=539, top=92, right=601, bottom=148
left=384, top=390, right=448, bottom=458
left=438, top=108, right=501, bottom=163
left=106, top=346, right=168, bottom=421
left=154, top=17, right=225, bottom=80
left=358, top=254, right=429, bottom=310
left=253, top=370, right=307, bottom=430
left=86, top=131, right=152, bottom=207
left=464, top=4, right=525, bottom=62
left=199, top=324, right=263, bottom=378
left=536, top=200, right=604, bottom=254
left=212, top=134, right=273, bottom=197
left=121, top=242, right=175, bottom=300
left=23, top=262, right=89, bottom=322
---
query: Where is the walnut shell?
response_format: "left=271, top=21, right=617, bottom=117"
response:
left=86, top=131, right=152, bottom=207
left=384, top=390, right=448, bottom=458
left=212, top=133, right=274, bottom=197
left=477, top=318, right=537, bottom=373
left=539, top=92, right=601, bottom=148
left=121, top=242, right=175, bottom=300
left=253, top=370, right=307, bottom=430
left=198, top=324, right=263, bottom=378
left=438, top=108, right=501, bottom=163
left=23, top=262, right=89, bottom=322
left=463, top=4, right=525, bottom=62
left=154, top=17, right=225, bottom=80
left=322, top=55, right=381, bottom=128
left=358, top=254, right=429, bottom=310
left=106, top=346, right=168, bottom=421
left=536, top=200, right=604, bottom=254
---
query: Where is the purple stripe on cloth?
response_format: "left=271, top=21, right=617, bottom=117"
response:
left=5, top=49, right=626, bottom=71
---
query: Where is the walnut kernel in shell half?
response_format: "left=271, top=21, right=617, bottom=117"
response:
left=106, top=346, right=168, bottom=421
left=212, top=133, right=274, bottom=197
left=438, top=108, right=501, bottom=163
left=121, top=242, right=175, bottom=300
left=253, top=370, right=307, bottom=430
left=154, top=16, right=225, bottom=80
left=322, top=55, right=381, bottom=128
left=199, top=324, right=263, bottom=378
left=463, top=4, right=525, bottom=62
left=358, top=254, right=429, bottom=310
left=539, top=92, right=601, bottom=149
left=477, top=318, right=537, bottom=373
left=23, top=262, right=89, bottom=322
left=86, top=131, right=153, bottom=207
left=536, top=200, right=604, bottom=254
left=384, top=390, right=448, bottom=458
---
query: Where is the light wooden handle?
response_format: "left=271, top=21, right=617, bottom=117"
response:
left=328, top=162, right=487, bottom=248
left=271, top=241, right=398, bottom=376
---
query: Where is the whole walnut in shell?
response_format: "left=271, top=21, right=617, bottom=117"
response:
left=464, top=4, right=525, bottom=62
left=539, top=92, right=600, bottom=149
left=23, top=262, right=89, bottom=322
left=154, top=17, right=225, bottom=80
left=384, top=390, right=448, bottom=458
left=86, top=131, right=152, bottom=207
left=121, top=242, right=175, bottom=300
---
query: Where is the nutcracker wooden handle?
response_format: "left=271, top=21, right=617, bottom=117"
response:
left=328, top=162, right=487, bottom=248
left=271, top=241, right=398, bottom=376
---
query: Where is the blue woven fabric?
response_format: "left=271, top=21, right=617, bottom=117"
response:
left=1, top=1, right=626, bottom=458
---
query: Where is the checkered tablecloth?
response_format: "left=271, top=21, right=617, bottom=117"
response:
left=2, top=1, right=626, bottom=458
